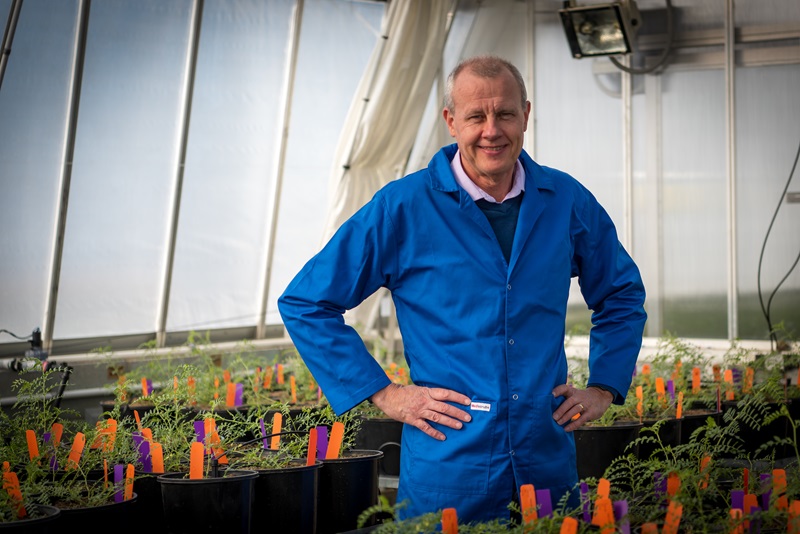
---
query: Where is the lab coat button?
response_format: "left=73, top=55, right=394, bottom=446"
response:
left=512, top=394, right=519, bottom=400
left=507, top=284, right=511, bottom=290
left=508, top=339, right=514, bottom=345
left=509, top=450, right=515, bottom=456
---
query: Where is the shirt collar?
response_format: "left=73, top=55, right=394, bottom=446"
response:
left=451, top=149, right=525, bottom=203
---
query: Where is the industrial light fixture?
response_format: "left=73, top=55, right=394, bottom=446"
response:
left=559, top=0, right=642, bottom=59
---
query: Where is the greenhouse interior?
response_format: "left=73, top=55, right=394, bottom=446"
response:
left=1, top=0, right=799, bottom=532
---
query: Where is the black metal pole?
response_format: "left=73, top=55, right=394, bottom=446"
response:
left=0, top=0, right=23, bottom=92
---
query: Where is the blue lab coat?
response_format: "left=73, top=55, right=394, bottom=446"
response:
left=278, top=144, right=647, bottom=523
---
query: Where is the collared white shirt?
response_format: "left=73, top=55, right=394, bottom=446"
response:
left=451, top=149, right=525, bottom=203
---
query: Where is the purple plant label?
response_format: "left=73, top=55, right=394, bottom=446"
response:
left=614, top=500, right=629, bottom=534
left=259, top=418, right=268, bottom=450
left=139, top=440, right=152, bottom=473
left=194, top=420, right=205, bottom=443
left=581, top=482, right=590, bottom=522
left=761, top=473, right=772, bottom=509
left=146, top=379, right=153, bottom=395
left=114, top=464, right=124, bottom=503
left=235, top=383, right=244, bottom=407
left=731, top=489, right=744, bottom=512
left=316, top=425, right=329, bottom=458
left=667, top=380, right=675, bottom=402
left=654, top=471, right=666, bottom=497
left=535, top=489, right=552, bottom=518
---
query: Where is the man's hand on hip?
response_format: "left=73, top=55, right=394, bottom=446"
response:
left=370, top=383, right=472, bottom=441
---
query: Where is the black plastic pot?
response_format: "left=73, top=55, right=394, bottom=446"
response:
left=574, top=421, right=642, bottom=480
left=317, top=450, right=383, bottom=534
left=354, top=417, right=403, bottom=476
left=133, top=469, right=183, bottom=527
left=638, top=418, right=682, bottom=461
left=252, top=459, right=322, bottom=534
left=158, top=470, right=258, bottom=534
left=56, top=494, right=138, bottom=534
left=722, top=399, right=792, bottom=459
left=0, top=504, right=61, bottom=533
left=680, top=408, right=723, bottom=445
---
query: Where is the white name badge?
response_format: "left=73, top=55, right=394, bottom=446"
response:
left=470, top=401, right=491, bottom=412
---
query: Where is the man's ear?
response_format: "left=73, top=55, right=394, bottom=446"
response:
left=442, top=108, right=457, bottom=137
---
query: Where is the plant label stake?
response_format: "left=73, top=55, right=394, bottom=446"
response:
left=114, top=464, right=124, bottom=503
left=259, top=418, right=269, bottom=450
left=613, top=500, right=629, bottom=534
left=560, top=517, right=577, bottom=534
left=663, top=501, right=683, bottom=534
left=316, top=425, right=328, bottom=459
left=520, top=484, right=537, bottom=524
left=189, top=441, right=204, bottom=479
left=306, top=428, right=318, bottom=467
left=25, top=429, right=38, bottom=461
left=536, top=489, right=552, bottom=518
left=325, top=421, right=344, bottom=460
left=151, top=442, right=164, bottom=473
left=441, top=508, right=458, bottom=533
left=270, top=412, right=282, bottom=450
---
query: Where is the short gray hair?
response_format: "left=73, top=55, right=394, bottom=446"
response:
left=443, top=55, right=527, bottom=113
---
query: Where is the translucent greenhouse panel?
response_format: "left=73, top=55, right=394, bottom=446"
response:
left=661, top=69, right=727, bottom=338
left=534, top=11, right=624, bottom=331
left=0, top=0, right=79, bottom=344
left=53, top=0, right=194, bottom=340
left=166, top=0, right=294, bottom=333
left=735, top=64, right=800, bottom=341
left=267, top=0, right=385, bottom=325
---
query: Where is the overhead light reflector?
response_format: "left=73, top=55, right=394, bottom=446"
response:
left=559, top=2, right=640, bottom=59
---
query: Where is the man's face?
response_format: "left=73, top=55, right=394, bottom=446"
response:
left=443, top=69, right=530, bottom=186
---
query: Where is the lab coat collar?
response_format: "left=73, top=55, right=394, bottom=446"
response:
left=428, top=143, right=555, bottom=196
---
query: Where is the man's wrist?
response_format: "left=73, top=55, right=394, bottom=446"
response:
left=587, top=384, right=617, bottom=403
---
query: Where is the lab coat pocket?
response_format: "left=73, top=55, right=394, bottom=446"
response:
left=404, top=399, right=497, bottom=495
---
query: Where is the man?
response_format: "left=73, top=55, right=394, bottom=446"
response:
left=278, top=55, right=647, bottom=524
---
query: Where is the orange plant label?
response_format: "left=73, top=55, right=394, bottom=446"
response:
left=663, top=501, right=683, bottom=534
left=291, top=376, right=297, bottom=404
left=591, top=496, right=615, bottom=534
left=189, top=441, right=204, bottom=480
left=271, top=412, right=283, bottom=450
left=2, top=470, right=26, bottom=518
left=788, top=500, right=800, bottom=534
left=692, top=367, right=701, bottom=394
left=441, top=508, right=458, bottom=534
left=307, top=428, right=318, bottom=466
left=226, top=382, right=236, bottom=407
left=25, top=429, right=39, bottom=461
left=67, top=432, right=86, bottom=470
left=774, top=469, right=788, bottom=510
left=520, top=483, right=538, bottom=524
left=151, top=442, right=165, bottom=474
left=326, top=421, right=345, bottom=460
left=729, top=508, right=744, bottom=534
left=559, top=516, right=578, bottom=534
left=124, top=464, right=135, bottom=501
